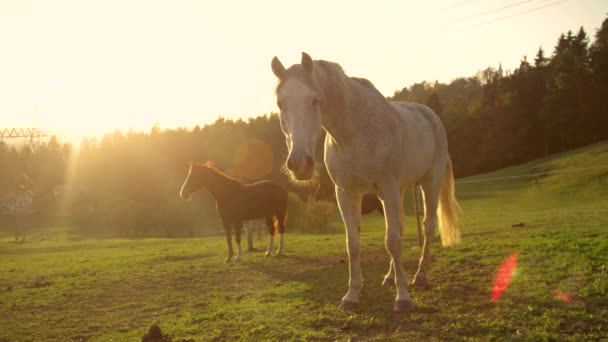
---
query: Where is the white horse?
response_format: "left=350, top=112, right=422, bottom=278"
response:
left=271, top=53, right=461, bottom=312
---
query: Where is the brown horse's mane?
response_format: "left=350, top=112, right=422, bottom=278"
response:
left=193, top=162, right=242, bottom=185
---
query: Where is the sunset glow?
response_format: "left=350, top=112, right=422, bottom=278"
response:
left=1, top=1, right=605, bottom=139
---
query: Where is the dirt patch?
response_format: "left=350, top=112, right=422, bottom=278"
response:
left=154, top=253, right=214, bottom=263
left=26, top=278, right=52, bottom=289
left=141, top=325, right=195, bottom=342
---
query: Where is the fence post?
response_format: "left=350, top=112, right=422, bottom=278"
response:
left=411, top=184, right=423, bottom=247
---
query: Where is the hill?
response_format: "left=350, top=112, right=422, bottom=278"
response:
left=1, top=141, right=607, bottom=341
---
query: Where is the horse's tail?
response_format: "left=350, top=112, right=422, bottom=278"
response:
left=273, top=207, right=288, bottom=236
left=438, top=158, right=461, bottom=247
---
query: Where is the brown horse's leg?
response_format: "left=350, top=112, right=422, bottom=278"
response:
left=234, top=221, right=243, bottom=262
left=222, top=220, right=233, bottom=264
left=275, top=201, right=287, bottom=255
left=377, top=197, right=385, bottom=216
left=246, top=221, right=255, bottom=251
left=264, top=216, right=275, bottom=257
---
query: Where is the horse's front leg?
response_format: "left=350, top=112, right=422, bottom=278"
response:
left=234, top=221, right=243, bottom=262
left=336, top=188, right=362, bottom=311
left=264, top=216, right=275, bottom=257
left=378, top=182, right=412, bottom=312
left=222, top=219, right=234, bottom=264
left=382, top=188, right=406, bottom=287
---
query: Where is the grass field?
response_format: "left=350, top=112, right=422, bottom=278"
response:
left=1, top=142, right=608, bottom=341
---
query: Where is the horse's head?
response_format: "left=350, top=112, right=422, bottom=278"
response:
left=272, top=52, right=322, bottom=181
left=179, top=162, right=215, bottom=200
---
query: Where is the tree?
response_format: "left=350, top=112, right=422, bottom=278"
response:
left=589, top=16, right=608, bottom=140
left=426, top=92, right=443, bottom=114
left=534, top=47, right=548, bottom=68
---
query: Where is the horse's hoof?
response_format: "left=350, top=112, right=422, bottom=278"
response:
left=382, top=277, right=394, bottom=287
left=275, top=251, right=284, bottom=257
left=393, top=299, right=413, bottom=313
left=234, top=258, right=241, bottom=263
left=339, top=300, right=359, bottom=311
left=264, top=251, right=272, bottom=257
left=224, top=258, right=231, bottom=264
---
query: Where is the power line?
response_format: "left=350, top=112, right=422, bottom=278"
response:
left=463, top=0, right=569, bottom=29
left=446, top=0, right=536, bottom=25
left=438, top=0, right=485, bottom=12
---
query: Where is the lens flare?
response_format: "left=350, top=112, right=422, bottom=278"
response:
left=553, top=289, right=572, bottom=303
left=233, top=139, right=274, bottom=181
left=491, top=253, right=518, bottom=302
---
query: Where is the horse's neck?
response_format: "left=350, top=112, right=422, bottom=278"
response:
left=317, top=68, right=387, bottom=149
left=206, top=172, right=241, bottom=203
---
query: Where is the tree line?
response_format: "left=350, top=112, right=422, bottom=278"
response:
left=1, top=16, right=606, bottom=236
left=391, top=17, right=608, bottom=176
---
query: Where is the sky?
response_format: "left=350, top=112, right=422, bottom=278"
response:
left=1, top=0, right=606, bottom=142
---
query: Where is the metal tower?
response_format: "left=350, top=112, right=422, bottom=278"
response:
left=0, top=128, right=48, bottom=145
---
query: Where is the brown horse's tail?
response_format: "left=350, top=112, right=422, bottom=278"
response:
left=273, top=207, right=288, bottom=236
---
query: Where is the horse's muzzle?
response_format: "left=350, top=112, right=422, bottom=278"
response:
left=180, top=189, right=192, bottom=200
left=287, top=153, right=314, bottom=180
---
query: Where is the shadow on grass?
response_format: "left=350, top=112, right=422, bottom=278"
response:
left=237, top=250, right=489, bottom=339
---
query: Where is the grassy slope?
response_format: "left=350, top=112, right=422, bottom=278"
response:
left=1, top=141, right=607, bottom=341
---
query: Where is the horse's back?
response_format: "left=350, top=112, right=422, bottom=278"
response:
left=239, top=180, right=287, bottom=218
left=390, top=102, right=443, bottom=133
left=245, top=180, right=287, bottom=198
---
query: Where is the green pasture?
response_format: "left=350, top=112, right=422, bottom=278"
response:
left=1, top=141, right=607, bottom=341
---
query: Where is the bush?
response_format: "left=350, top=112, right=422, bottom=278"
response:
left=286, top=192, right=340, bottom=234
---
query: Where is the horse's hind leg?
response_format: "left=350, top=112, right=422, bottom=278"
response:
left=378, top=182, right=412, bottom=312
left=264, top=216, right=275, bottom=257
left=412, top=174, right=442, bottom=288
left=234, top=221, right=243, bottom=262
left=222, top=220, right=234, bottom=264
left=246, top=221, right=255, bottom=251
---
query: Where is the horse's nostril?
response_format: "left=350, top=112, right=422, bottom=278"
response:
left=304, top=155, right=314, bottom=168
left=286, top=158, right=295, bottom=171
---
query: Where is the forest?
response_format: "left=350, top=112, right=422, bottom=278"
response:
left=1, top=16, right=607, bottom=236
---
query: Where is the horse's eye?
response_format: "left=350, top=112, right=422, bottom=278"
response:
left=312, top=98, right=319, bottom=106
left=277, top=101, right=283, bottom=110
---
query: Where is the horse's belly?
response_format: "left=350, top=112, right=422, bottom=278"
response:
left=218, top=202, right=270, bottom=222
left=324, top=122, right=436, bottom=191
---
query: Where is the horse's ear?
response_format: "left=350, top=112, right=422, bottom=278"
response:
left=301, top=52, right=313, bottom=74
left=271, top=56, right=286, bottom=79
left=204, top=161, right=215, bottom=168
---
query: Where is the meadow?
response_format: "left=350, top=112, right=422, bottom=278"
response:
left=1, top=141, right=607, bottom=341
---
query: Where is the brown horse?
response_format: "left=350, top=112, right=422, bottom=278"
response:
left=180, top=162, right=288, bottom=263
left=315, top=184, right=383, bottom=216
